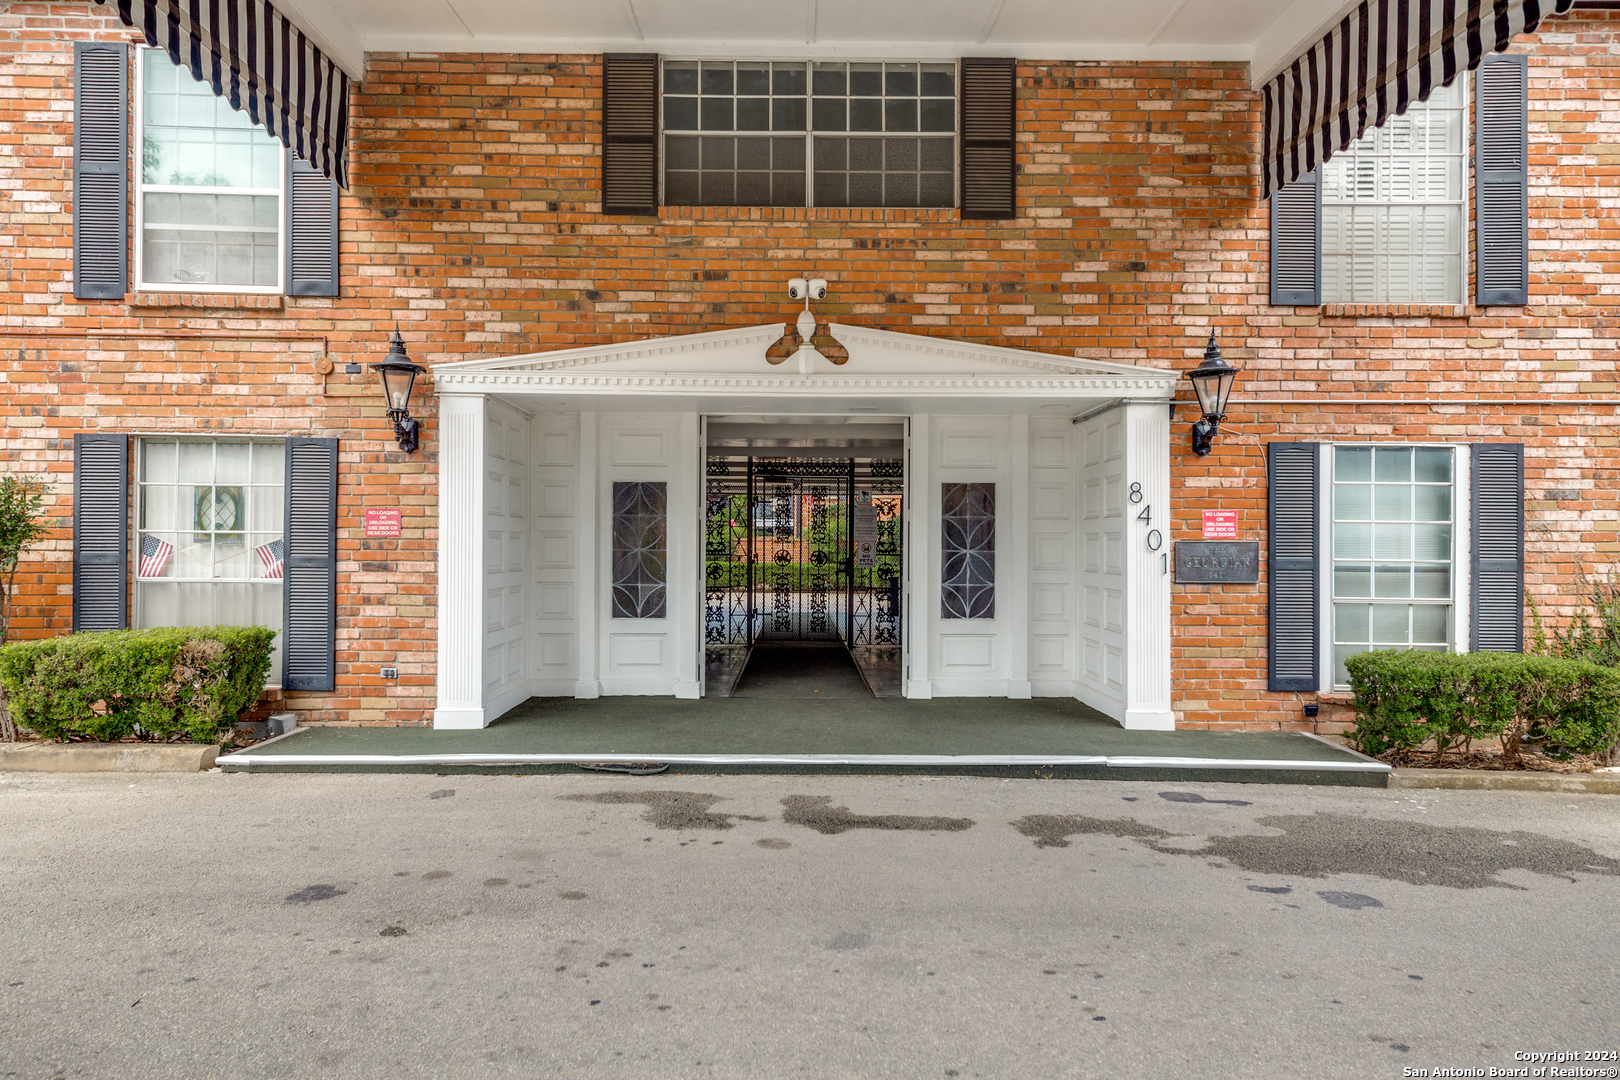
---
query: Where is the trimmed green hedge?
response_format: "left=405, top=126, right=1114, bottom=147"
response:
left=0, top=626, right=275, bottom=743
left=1344, top=650, right=1620, bottom=762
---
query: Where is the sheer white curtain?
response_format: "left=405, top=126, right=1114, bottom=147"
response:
left=135, top=439, right=285, bottom=680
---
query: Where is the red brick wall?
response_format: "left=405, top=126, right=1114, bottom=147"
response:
left=2, top=2, right=1616, bottom=730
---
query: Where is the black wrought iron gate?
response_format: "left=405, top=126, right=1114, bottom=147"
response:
left=704, top=456, right=902, bottom=648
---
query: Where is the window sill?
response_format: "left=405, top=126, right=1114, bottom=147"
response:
left=654, top=204, right=960, bottom=222
left=1320, top=303, right=1467, bottom=319
left=129, top=292, right=285, bottom=311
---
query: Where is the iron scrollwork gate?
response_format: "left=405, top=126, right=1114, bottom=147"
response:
left=703, top=456, right=903, bottom=648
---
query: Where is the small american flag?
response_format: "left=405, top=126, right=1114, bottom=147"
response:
left=138, top=535, right=173, bottom=578
left=256, top=538, right=285, bottom=579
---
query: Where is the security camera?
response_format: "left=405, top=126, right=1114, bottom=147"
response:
left=808, top=278, right=828, bottom=300
left=788, top=277, right=809, bottom=301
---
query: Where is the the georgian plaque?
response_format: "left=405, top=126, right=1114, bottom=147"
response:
left=1175, top=541, right=1260, bottom=583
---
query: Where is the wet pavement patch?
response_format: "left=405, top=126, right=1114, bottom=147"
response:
left=1175, top=814, right=1620, bottom=890
left=565, top=790, right=767, bottom=830
left=429, top=789, right=455, bottom=800
left=283, top=884, right=346, bottom=904
left=825, top=932, right=871, bottom=950
left=781, top=796, right=974, bottom=835
left=379, top=925, right=407, bottom=937
left=1011, top=814, right=1175, bottom=850
left=1018, top=810, right=1620, bottom=890
left=1318, top=891, right=1384, bottom=910
left=1159, top=791, right=1253, bottom=807
left=1246, top=885, right=1292, bottom=894
left=755, top=839, right=791, bottom=849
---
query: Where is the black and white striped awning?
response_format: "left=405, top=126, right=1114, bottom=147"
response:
left=1261, top=0, right=1572, bottom=197
left=93, top=0, right=351, bottom=188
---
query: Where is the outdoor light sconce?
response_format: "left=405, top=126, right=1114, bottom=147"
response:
left=371, top=329, right=427, bottom=453
left=1184, top=331, right=1239, bottom=457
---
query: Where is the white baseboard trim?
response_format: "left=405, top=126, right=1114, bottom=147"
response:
left=1030, top=679, right=1079, bottom=698
left=1073, top=681, right=1125, bottom=725
left=597, top=678, right=680, bottom=696
left=928, top=678, right=1010, bottom=697
left=573, top=680, right=602, bottom=699
left=483, top=682, right=537, bottom=725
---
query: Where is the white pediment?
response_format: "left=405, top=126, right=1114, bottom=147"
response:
left=432, top=322, right=1177, bottom=400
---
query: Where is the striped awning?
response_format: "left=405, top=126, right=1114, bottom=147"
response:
left=1261, top=0, right=1572, bottom=197
left=93, top=0, right=351, bottom=188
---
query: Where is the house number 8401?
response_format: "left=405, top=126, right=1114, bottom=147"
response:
left=1129, top=481, right=1168, bottom=573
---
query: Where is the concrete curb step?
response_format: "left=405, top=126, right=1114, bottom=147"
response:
left=1389, top=767, right=1620, bottom=795
left=0, top=743, right=220, bottom=773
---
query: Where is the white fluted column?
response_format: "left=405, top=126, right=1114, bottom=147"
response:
left=906, top=413, right=932, bottom=698
left=1122, top=401, right=1174, bottom=729
left=575, top=412, right=601, bottom=698
left=434, top=393, right=489, bottom=728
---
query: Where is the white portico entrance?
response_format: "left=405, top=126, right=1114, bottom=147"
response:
left=430, top=323, right=1177, bottom=731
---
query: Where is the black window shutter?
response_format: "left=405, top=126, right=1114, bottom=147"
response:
left=602, top=53, right=659, bottom=215
left=959, top=57, right=1016, bottom=219
left=282, top=438, right=338, bottom=691
left=1471, top=443, right=1525, bottom=652
left=1267, top=442, right=1320, bottom=691
left=1476, top=54, right=1529, bottom=306
left=72, top=432, right=128, bottom=632
left=1270, top=168, right=1321, bottom=306
left=286, top=155, right=339, bottom=296
left=73, top=41, right=128, bottom=301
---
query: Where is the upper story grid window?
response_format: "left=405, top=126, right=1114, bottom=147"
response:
left=137, top=48, right=284, bottom=292
left=661, top=60, right=957, bottom=209
left=1321, top=78, right=1467, bottom=304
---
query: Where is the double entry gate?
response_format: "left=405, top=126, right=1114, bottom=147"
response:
left=704, top=457, right=903, bottom=648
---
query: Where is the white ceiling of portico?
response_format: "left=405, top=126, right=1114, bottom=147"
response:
left=272, top=0, right=1361, bottom=90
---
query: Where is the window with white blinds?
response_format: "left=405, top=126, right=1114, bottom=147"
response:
left=1321, top=77, right=1467, bottom=304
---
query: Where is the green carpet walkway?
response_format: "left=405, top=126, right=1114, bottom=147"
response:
left=221, top=697, right=1388, bottom=787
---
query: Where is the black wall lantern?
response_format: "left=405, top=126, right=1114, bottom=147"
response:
left=1184, top=331, right=1239, bottom=457
left=371, top=329, right=427, bottom=453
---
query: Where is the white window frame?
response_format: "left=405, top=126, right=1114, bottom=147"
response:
left=132, top=435, right=286, bottom=686
left=1317, top=442, right=1472, bottom=692
left=658, top=57, right=960, bottom=210
left=1320, top=73, right=1469, bottom=306
left=133, top=46, right=287, bottom=295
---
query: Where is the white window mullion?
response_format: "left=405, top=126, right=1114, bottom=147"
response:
left=1454, top=444, right=1473, bottom=654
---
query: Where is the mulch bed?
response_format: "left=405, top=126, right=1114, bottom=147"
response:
left=1374, top=745, right=1614, bottom=773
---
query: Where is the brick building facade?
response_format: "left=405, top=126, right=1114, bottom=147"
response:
left=1, top=1, right=1614, bottom=732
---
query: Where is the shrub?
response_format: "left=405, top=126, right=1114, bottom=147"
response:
left=0, top=626, right=275, bottom=743
left=1344, top=650, right=1620, bottom=763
